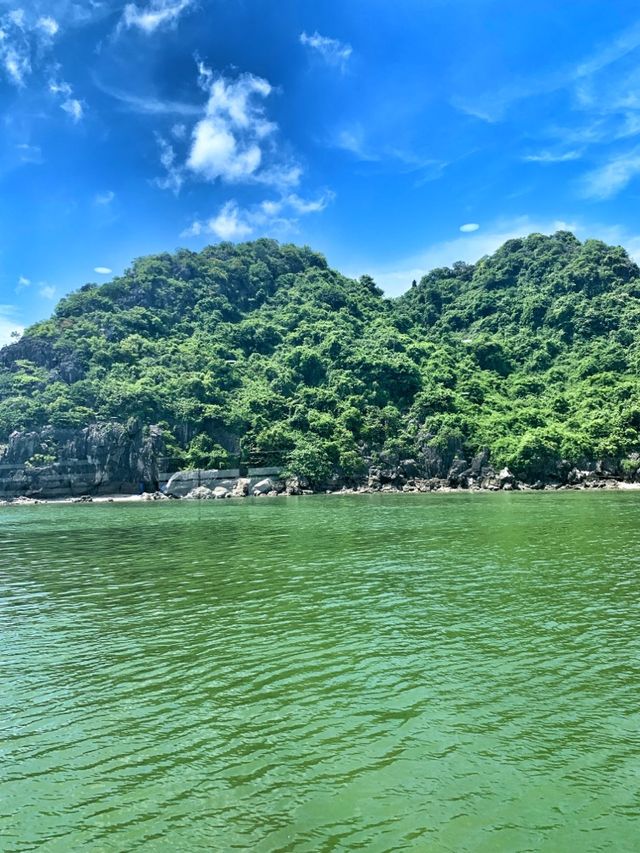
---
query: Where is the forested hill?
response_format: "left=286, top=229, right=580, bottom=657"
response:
left=2, top=232, right=640, bottom=484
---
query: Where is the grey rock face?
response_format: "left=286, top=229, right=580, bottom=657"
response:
left=0, top=421, right=164, bottom=498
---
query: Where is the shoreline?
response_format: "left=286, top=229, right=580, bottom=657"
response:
left=3, top=479, right=640, bottom=506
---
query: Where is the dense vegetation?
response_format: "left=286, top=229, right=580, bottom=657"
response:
left=2, top=232, right=640, bottom=482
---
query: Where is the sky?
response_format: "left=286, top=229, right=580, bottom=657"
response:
left=3, top=0, right=640, bottom=342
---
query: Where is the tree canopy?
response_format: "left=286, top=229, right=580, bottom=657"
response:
left=2, top=233, right=640, bottom=482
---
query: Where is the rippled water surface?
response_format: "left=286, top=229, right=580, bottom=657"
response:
left=2, top=492, right=640, bottom=851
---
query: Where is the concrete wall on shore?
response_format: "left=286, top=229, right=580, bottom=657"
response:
left=0, top=459, right=285, bottom=499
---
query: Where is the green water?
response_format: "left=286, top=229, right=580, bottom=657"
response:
left=1, top=493, right=639, bottom=852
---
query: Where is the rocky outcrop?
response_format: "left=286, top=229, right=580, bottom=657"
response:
left=0, top=421, right=164, bottom=498
left=3, top=419, right=640, bottom=501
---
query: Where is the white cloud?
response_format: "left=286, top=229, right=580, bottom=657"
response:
left=17, top=275, right=30, bottom=290
left=580, top=149, right=640, bottom=199
left=207, top=201, right=253, bottom=240
left=0, top=315, right=23, bottom=347
left=186, top=70, right=282, bottom=185
left=286, top=191, right=335, bottom=213
left=36, top=16, right=59, bottom=37
left=183, top=191, right=334, bottom=241
left=94, top=266, right=112, bottom=274
left=95, top=190, right=115, bottom=205
left=151, top=65, right=301, bottom=193
left=39, top=284, right=56, bottom=300
left=300, top=31, right=352, bottom=70
left=122, top=0, right=193, bottom=33
left=61, top=97, right=83, bottom=121
left=459, top=223, right=479, bottom=233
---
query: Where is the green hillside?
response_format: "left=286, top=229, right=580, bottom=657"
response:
left=2, top=232, right=640, bottom=484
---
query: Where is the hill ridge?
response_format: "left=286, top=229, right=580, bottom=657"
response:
left=2, top=232, right=640, bottom=487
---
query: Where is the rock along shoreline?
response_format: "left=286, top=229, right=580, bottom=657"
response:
left=3, top=474, right=640, bottom=507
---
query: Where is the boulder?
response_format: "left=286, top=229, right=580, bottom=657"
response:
left=185, top=486, right=215, bottom=500
left=231, top=478, right=250, bottom=497
left=497, top=467, right=515, bottom=488
left=212, top=486, right=229, bottom=499
left=252, top=477, right=275, bottom=496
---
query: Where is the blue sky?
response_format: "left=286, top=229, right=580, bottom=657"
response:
left=3, top=0, right=640, bottom=342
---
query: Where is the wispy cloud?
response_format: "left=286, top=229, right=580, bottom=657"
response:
left=523, top=149, right=584, bottom=164
left=334, top=128, right=380, bottom=162
left=300, top=30, right=352, bottom=70
left=451, top=18, right=640, bottom=203
left=154, top=134, right=183, bottom=193
left=93, top=77, right=202, bottom=116
left=49, top=78, right=84, bottom=121
left=94, top=266, right=112, bottom=274
left=39, top=284, right=56, bottom=300
left=333, top=124, right=447, bottom=180
left=121, top=0, right=194, bottom=34
left=455, top=20, right=640, bottom=123
left=182, top=191, right=334, bottom=241
left=580, top=148, right=640, bottom=199
left=94, top=190, right=115, bottom=205
left=0, top=7, right=59, bottom=87
left=459, top=223, right=479, bottom=233
left=15, top=143, right=43, bottom=164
